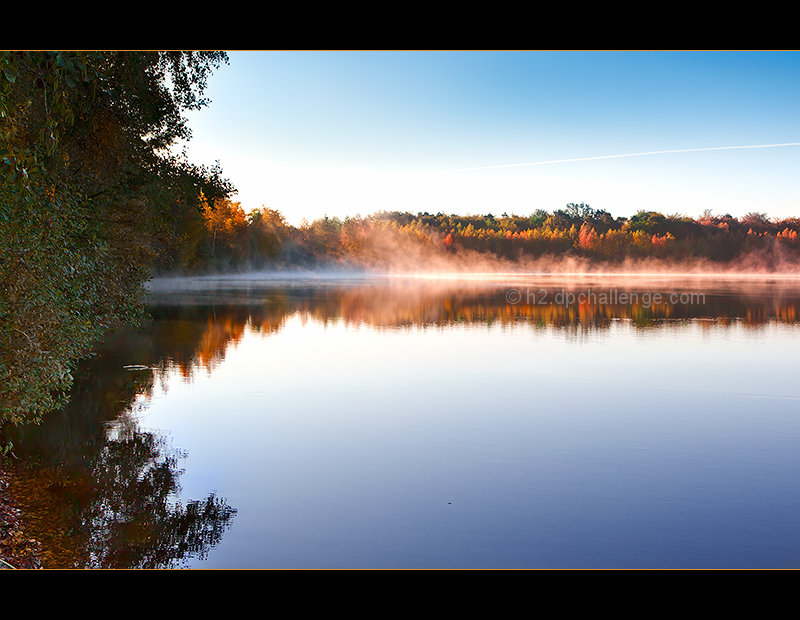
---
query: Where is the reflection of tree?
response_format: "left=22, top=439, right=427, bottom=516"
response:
left=150, top=281, right=800, bottom=350
left=9, top=416, right=236, bottom=568
left=81, top=422, right=235, bottom=569
left=7, top=327, right=237, bottom=568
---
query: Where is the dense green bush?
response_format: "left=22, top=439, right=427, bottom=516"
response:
left=1, top=51, right=232, bottom=425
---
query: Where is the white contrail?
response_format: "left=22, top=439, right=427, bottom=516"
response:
left=451, top=142, right=800, bottom=172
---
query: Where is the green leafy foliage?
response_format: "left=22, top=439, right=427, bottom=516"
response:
left=1, top=51, right=232, bottom=426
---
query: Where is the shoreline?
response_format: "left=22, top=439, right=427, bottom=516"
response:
left=0, top=462, right=42, bottom=569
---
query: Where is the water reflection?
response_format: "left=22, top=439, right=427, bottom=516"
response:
left=145, top=277, right=800, bottom=361
left=7, top=327, right=237, bottom=568
left=8, top=276, right=800, bottom=568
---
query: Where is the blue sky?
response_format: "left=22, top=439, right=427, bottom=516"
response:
left=182, top=51, right=800, bottom=224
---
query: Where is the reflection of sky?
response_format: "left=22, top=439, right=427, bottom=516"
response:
left=180, top=51, right=800, bottom=223
left=135, top=314, right=800, bottom=568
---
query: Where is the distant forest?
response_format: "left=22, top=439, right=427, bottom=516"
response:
left=172, top=198, right=800, bottom=272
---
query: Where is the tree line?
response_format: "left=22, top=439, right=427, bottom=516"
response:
left=166, top=198, right=800, bottom=271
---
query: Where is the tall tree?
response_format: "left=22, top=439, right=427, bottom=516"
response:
left=0, top=51, right=233, bottom=426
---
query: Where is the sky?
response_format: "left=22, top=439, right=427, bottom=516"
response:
left=180, top=51, right=800, bottom=225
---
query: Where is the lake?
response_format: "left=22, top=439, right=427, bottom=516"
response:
left=9, top=274, right=800, bottom=568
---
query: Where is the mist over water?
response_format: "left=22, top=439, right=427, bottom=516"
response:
left=148, top=267, right=800, bottom=296
left=147, top=272, right=800, bottom=327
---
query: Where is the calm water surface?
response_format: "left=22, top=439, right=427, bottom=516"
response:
left=10, top=275, right=800, bottom=568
